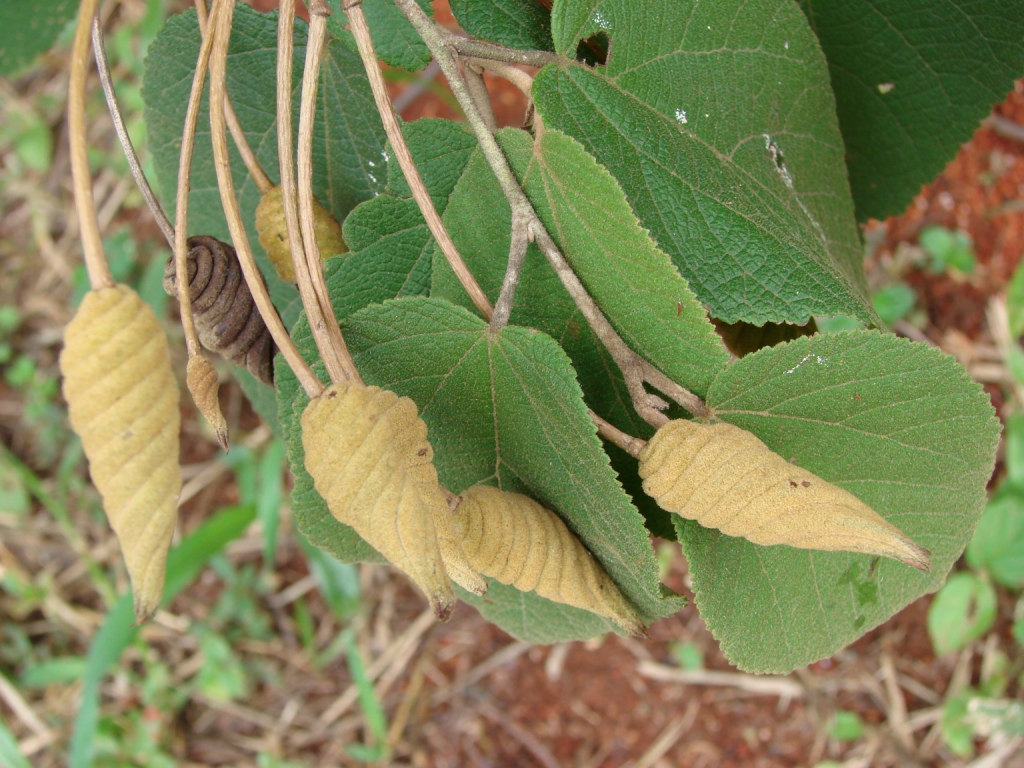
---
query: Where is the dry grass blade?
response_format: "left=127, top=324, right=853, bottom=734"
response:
left=452, top=485, right=645, bottom=636
left=60, top=285, right=181, bottom=621
left=639, top=420, right=931, bottom=570
left=301, top=382, right=454, bottom=618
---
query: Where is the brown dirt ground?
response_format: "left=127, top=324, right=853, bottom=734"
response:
left=2, top=2, right=1024, bottom=767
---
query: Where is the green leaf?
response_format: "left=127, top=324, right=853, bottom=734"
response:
left=451, top=0, right=553, bottom=51
left=966, top=487, right=1024, bottom=588
left=339, top=297, right=684, bottom=638
left=0, top=686, right=31, bottom=768
left=919, top=226, right=975, bottom=275
left=0, top=0, right=77, bottom=75
left=536, top=0, right=874, bottom=326
left=327, top=119, right=478, bottom=321
left=327, top=0, right=433, bottom=72
left=679, top=330, right=999, bottom=672
left=144, top=5, right=387, bottom=327
left=1006, top=413, right=1024, bottom=482
left=928, top=572, right=997, bottom=656
left=872, top=282, right=916, bottom=326
left=798, top=0, right=1024, bottom=222
left=514, top=128, right=730, bottom=395
left=827, top=711, right=865, bottom=742
left=70, top=505, right=256, bottom=768
left=428, top=132, right=670, bottom=534
left=941, top=693, right=976, bottom=758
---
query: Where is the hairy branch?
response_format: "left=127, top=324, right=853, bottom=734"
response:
left=68, top=0, right=110, bottom=289
left=342, top=0, right=493, bottom=320
left=208, top=0, right=323, bottom=400
left=93, top=19, right=174, bottom=249
left=446, top=33, right=560, bottom=69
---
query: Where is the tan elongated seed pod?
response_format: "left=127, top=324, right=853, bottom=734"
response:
left=186, top=354, right=228, bottom=451
left=301, top=381, right=455, bottom=619
left=638, top=420, right=931, bottom=570
left=452, top=485, right=645, bottom=637
left=60, top=285, right=182, bottom=621
left=255, top=185, right=347, bottom=282
left=162, top=235, right=276, bottom=385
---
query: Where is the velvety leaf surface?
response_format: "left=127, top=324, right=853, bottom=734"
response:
left=144, top=5, right=386, bottom=326
left=512, top=128, right=730, bottom=395
left=327, top=119, right=478, bottom=322
left=536, top=0, right=874, bottom=326
left=340, top=297, right=684, bottom=639
left=0, top=0, right=77, bottom=75
left=798, top=0, right=1024, bottom=221
left=679, top=331, right=999, bottom=672
left=450, top=0, right=553, bottom=51
left=327, top=0, right=433, bottom=72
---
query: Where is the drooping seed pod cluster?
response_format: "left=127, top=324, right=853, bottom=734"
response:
left=638, top=419, right=931, bottom=570
left=300, top=381, right=458, bottom=619
left=452, top=485, right=646, bottom=637
left=60, top=284, right=182, bottom=621
left=254, top=185, right=347, bottom=282
left=162, top=235, right=276, bottom=385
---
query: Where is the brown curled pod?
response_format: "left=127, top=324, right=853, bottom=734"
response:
left=162, top=235, right=275, bottom=385
left=60, top=285, right=181, bottom=621
left=452, top=485, right=645, bottom=637
left=638, top=420, right=931, bottom=570
left=254, top=185, right=347, bottom=282
left=301, top=381, right=455, bottom=619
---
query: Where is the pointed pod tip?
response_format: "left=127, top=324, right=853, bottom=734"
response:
left=216, top=428, right=230, bottom=453
left=431, top=595, right=456, bottom=623
left=133, top=596, right=159, bottom=625
left=901, top=541, right=931, bottom=572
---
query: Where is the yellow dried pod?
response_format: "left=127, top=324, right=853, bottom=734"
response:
left=186, top=354, right=228, bottom=451
left=60, top=285, right=181, bottom=621
left=301, top=381, right=454, bottom=619
left=255, top=186, right=347, bottom=282
left=638, top=420, right=931, bottom=570
left=432, top=502, right=488, bottom=596
left=452, top=485, right=645, bottom=636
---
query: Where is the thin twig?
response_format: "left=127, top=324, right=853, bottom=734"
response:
left=465, top=56, right=534, bottom=98
left=342, top=0, right=493, bottom=320
left=92, top=18, right=174, bottom=248
left=195, top=0, right=273, bottom=195
left=174, top=0, right=221, bottom=360
left=296, top=0, right=360, bottom=385
left=447, top=33, right=560, bottom=68
left=490, top=209, right=530, bottom=329
left=531, top=222, right=669, bottom=428
left=282, top=0, right=361, bottom=384
left=68, top=0, right=110, bottom=289
left=463, top=63, right=497, bottom=132
left=642, top=362, right=710, bottom=419
left=590, top=410, right=647, bottom=458
left=208, top=0, right=323, bottom=400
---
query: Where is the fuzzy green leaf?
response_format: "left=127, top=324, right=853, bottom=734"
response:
left=536, top=0, right=873, bottom=326
left=338, top=297, right=684, bottom=638
left=677, top=330, right=999, bottom=672
left=144, top=6, right=386, bottom=326
left=798, top=0, right=1024, bottom=222
left=451, top=0, right=553, bottom=51
left=0, top=0, right=77, bottom=75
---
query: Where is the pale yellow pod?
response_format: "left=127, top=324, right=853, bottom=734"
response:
left=301, top=381, right=455, bottom=619
left=60, top=285, right=181, bottom=621
left=186, top=354, right=228, bottom=451
left=255, top=186, right=347, bottom=282
left=432, top=503, right=488, bottom=596
left=452, top=485, right=645, bottom=637
left=638, top=420, right=930, bottom=570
